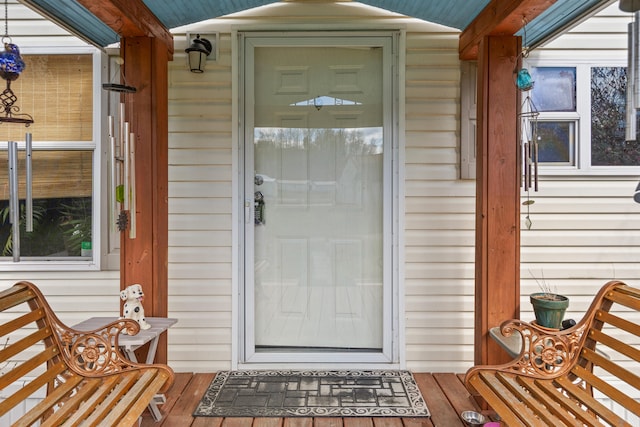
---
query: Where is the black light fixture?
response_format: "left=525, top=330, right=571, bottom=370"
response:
left=185, top=34, right=212, bottom=73
left=621, top=0, right=640, bottom=12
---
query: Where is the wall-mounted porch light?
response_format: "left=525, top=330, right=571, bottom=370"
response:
left=621, top=0, right=640, bottom=12
left=185, top=34, right=213, bottom=73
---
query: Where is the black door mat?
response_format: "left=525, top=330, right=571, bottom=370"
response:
left=193, top=370, right=430, bottom=417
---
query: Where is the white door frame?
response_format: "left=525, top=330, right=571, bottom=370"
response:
left=235, top=31, right=401, bottom=368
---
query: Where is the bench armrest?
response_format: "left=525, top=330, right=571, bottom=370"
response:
left=467, top=319, right=589, bottom=382
left=52, top=317, right=157, bottom=376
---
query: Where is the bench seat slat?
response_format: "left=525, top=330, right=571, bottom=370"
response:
left=42, top=376, right=120, bottom=427
left=63, top=375, right=122, bottom=426
left=478, top=372, right=546, bottom=427
left=468, top=374, right=529, bottom=427
left=510, top=375, right=584, bottom=427
left=571, top=364, right=640, bottom=415
left=39, top=377, right=106, bottom=427
left=79, top=370, right=149, bottom=426
left=0, top=346, right=59, bottom=401
left=495, top=373, right=572, bottom=426
left=595, top=310, right=640, bottom=338
left=4, top=362, right=70, bottom=425
left=530, top=378, right=598, bottom=427
left=0, top=309, right=46, bottom=337
left=580, top=347, right=640, bottom=397
left=17, top=374, right=94, bottom=427
left=605, top=288, right=640, bottom=311
left=0, top=285, right=36, bottom=311
left=100, top=369, right=170, bottom=426
left=117, top=369, right=172, bottom=426
left=0, top=325, right=54, bottom=363
left=588, top=328, right=640, bottom=364
left=553, top=376, right=630, bottom=427
left=619, top=285, right=640, bottom=297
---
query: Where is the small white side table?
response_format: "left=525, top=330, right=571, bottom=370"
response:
left=73, top=316, right=177, bottom=421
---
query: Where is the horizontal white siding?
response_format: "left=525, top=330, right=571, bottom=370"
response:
left=167, top=30, right=234, bottom=372
left=403, top=30, right=475, bottom=372
left=0, top=272, right=120, bottom=328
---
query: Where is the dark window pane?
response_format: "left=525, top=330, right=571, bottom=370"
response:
left=591, top=66, right=640, bottom=166
left=531, top=67, right=576, bottom=112
left=537, top=121, right=575, bottom=164
left=0, top=150, right=93, bottom=258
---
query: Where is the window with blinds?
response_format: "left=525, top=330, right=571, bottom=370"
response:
left=0, top=53, right=96, bottom=262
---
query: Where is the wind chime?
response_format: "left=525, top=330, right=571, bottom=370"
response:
left=514, top=17, right=539, bottom=230
left=104, top=57, right=137, bottom=239
left=1, top=0, right=34, bottom=262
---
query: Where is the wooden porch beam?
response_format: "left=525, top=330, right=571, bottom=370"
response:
left=459, top=0, right=556, bottom=60
left=75, top=0, right=174, bottom=57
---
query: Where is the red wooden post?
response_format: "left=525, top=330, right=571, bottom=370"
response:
left=474, top=35, right=521, bottom=366
left=121, top=36, right=170, bottom=363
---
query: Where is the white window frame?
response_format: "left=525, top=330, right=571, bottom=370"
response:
left=460, top=58, right=640, bottom=177
left=526, top=58, right=640, bottom=176
left=0, top=46, right=105, bottom=271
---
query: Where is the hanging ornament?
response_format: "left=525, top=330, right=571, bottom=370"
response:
left=0, top=0, right=32, bottom=125
left=516, top=68, right=534, bottom=91
left=523, top=197, right=535, bottom=230
left=513, top=17, right=535, bottom=92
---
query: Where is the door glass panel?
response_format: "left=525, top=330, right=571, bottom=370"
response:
left=252, top=45, right=384, bottom=351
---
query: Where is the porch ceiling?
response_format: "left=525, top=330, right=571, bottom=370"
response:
left=19, top=0, right=612, bottom=49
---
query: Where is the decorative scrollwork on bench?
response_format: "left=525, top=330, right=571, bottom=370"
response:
left=499, top=319, right=588, bottom=378
left=52, top=318, right=141, bottom=376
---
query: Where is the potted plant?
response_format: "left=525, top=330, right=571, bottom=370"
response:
left=529, top=274, right=569, bottom=330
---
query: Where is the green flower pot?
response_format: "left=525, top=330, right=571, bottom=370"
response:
left=530, top=293, right=569, bottom=329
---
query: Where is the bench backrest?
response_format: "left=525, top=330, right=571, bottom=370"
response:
left=573, top=281, right=640, bottom=419
left=0, top=281, right=69, bottom=418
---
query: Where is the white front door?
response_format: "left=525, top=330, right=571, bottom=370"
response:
left=241, top=33, right=397, bottom=364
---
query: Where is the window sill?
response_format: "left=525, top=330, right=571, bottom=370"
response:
left=0, top=259, right=100, bottom=272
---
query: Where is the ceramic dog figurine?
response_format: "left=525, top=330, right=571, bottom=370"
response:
left=120, top=284, right=151, bottom=332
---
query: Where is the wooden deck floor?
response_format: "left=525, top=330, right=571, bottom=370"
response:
left=140, top=373, right=486, bottom=427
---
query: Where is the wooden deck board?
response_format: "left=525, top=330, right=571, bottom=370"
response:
left=254, top=418, right=284, bottom=427
left=314, top=418, right=344, bottom=427
left=344, top=418, right=374, bottom=427
left=433, top=372, right=483, bottom=417
left=373, top=417, right=403, bottom=427
left=413, top=374, right=466, bottom=427
left=142, top=373, right=478, bottom=427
